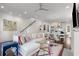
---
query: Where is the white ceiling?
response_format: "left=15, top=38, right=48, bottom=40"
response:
left=0, top=3, right=73, bottom=23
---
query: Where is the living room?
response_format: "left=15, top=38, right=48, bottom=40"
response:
left=0, top=3, right=78, bottom=56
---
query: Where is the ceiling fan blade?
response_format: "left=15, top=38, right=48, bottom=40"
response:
left=39, top=3, right=42, bottom=9
left=41, top=8, right=48, bottom=11
left=35, top=9, right=40, bottom=12
left=34, top=3, right=41, bottom=12
left=35, top=3, right=48, bottom=12
left=35, top=8, right=48, bottom=12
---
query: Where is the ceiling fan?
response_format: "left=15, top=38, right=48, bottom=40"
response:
left=35, top=3, right=48, bottom=12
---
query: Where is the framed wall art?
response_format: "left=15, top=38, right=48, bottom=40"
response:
left=3, top=19, right=17, bottom=31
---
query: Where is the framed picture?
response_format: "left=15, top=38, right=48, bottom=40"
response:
left=3, top=19, right=17, bottom=31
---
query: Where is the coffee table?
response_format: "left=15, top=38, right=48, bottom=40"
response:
left=38, top=41, right=54, bottom=56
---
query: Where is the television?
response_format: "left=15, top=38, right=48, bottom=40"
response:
left=77, top=9, right=79, bottom=27
left=72, top=3, right=77, bottom=28
left=72, top=3, right=79, bottom=28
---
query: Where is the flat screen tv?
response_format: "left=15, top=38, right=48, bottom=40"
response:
left=72, top=3, right=77, bottom=28
left=72, top=3, right=79, bottom=28
left=77, top=9, right=79, bottom=27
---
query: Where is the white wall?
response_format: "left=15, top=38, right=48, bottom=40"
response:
left=71, top=29, right=79, bottom=56
left=17, top=18, right=35, bottom=32
left=22, top=20, right=41, bottom=36
left=0, top=14, right=34, bottom=42
left=0, top=14, right=41, bottom=42
left=0, top=18, right=3, bottom=43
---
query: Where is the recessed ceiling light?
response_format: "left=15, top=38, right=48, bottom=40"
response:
left=24, top=11, right=27, bottom=14
left=66, top=6, right=69, bottom=9
left=1, top=5, right=4, bottom=9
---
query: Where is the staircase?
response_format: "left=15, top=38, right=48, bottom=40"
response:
left=20, top=20, right=36, bottom=33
